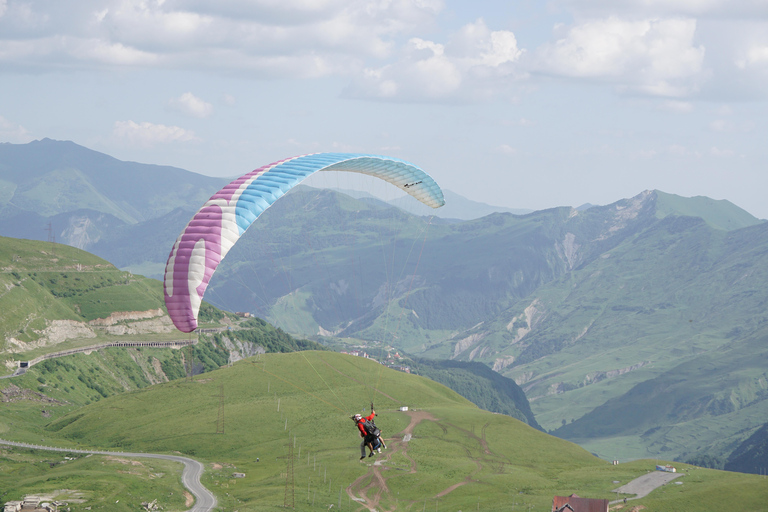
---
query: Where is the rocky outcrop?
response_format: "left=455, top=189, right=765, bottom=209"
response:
left=1, top=384, right=66, bottom=404
left=89, top=308, right=165, bottom=326
left=452, top=332, right=488, bottom=358
left=219, top=336, right=266, bottom=364
left=492, top=356, right=515, bottom=372
left=506, top=300, right=541, bottom=343
left=3, top=310, right=176, bottom=354
left=6, top=320, right=97, bottom=353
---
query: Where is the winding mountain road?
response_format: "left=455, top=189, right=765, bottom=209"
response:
left=0, top=439, right=217, bottom=511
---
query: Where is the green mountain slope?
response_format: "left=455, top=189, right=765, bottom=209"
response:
left=725, top=422, right=768, bottom=473
left=0, top=236, right=166, bottom=356
left=183, top=188, right=768, bottom=467
left=409, top=358, right=542, bottom=430
left=208, top=189, right=762, bottom=346
left=0, top=235, right=251, bottom=373
left=6, top=350, right=765, bottom=512
left=0, top=234, right=538, bottom=435
left=0, top=139, right=225, bottom=250
left=654, top=190, right=764, bottom=230
left=452, top=215, right=768, bottom=463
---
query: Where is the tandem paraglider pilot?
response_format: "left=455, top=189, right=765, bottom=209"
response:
left=352, top=409, right=386, bottom=460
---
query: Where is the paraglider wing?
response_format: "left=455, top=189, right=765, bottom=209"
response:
left=163, top=153, right=445, bottom=333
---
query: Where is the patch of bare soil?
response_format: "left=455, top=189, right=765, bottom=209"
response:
left=184, top=491, right=194, bottom=507
left=610, top=506, right=646, bottom=512
left=105, top=456, right=145, bottom=467
left=0, top=384, right=66, bottom=404
left=402, top=410, right=438, bottom=435
left=89, top=309, right=165, bottom=326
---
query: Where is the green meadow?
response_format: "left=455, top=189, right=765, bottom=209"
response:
left=3, top=350, right=766, bottom=511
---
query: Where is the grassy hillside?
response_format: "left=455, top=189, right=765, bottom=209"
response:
left=0, top=236, right=177, bottom=360
left=409, top=358, right=542, bottom=430
left=0, top=445, right=192, bottom=511
left=2, top=351, right=766, bottom=511
left=654, top=191, right=764, bottom=230
left=725, top=422, right=768, bottom=473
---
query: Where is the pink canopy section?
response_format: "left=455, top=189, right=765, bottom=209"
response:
left=163, top=153, right=445, bottom=333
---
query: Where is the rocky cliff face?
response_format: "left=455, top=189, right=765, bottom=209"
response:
left=2, top=310, right=176, bottom=354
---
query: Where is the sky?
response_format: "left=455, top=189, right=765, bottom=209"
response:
left=1, top=0, right=767, bottom=218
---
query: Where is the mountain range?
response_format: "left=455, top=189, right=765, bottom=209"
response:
left=2, top=138, right=767, bottom=472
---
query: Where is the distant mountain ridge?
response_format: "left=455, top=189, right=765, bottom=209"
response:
left=0, top=139, right=225, bottom=250
left=390, top=188, right=533, bottom=219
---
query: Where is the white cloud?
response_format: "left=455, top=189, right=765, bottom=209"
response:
left=1, top=0, right=765, bottom=104
left=633, top=149, right=658, bottom=159
left=661, top=100, right=693, bottom=112
left=667, top=144, right=701, bottom=157
left=0, top=0, right=445, bottom=77
left=113, top=120, right=199, bottom=146
left=498, top=144, right=518, bottom=155
left=169, top=92, right=213, bottom=118
left=0, top=35, right=157, bottom=67
left=737, top=45, right=768, bottom=69
left=534, top=17, right=706, bottom=97
left=76, top=38, right=158, bottom=65
left=709, top=119, right=732, bottom=131
left=346, top=18, right=524, bottom=101
left=0, top=115, right=32, bottom=142
left=559, top=0, right=768, bottom=18
left=708, top=118, right=753, bottom=132
left=710, top=146, right=734, bottom=157
left=715, top=105, right=733, bottom=115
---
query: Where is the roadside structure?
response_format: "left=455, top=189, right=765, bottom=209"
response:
left=3, top=495, right=58, bottom=511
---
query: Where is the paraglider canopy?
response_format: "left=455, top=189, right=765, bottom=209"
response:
left=163, top=153, right=445, bottom=333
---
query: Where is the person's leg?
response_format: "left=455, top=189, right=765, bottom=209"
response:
left=360, top=438, right=367, bottom=459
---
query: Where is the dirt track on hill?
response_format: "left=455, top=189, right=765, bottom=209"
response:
left=347, top=410, right=487, bottom=512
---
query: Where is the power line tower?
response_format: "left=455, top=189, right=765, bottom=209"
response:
left=216, top=383, right=225, bottom=434
left=280, top=440, right=295, bottom=509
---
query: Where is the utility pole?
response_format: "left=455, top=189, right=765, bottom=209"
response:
left=44, top=221, right=56, bottom=257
